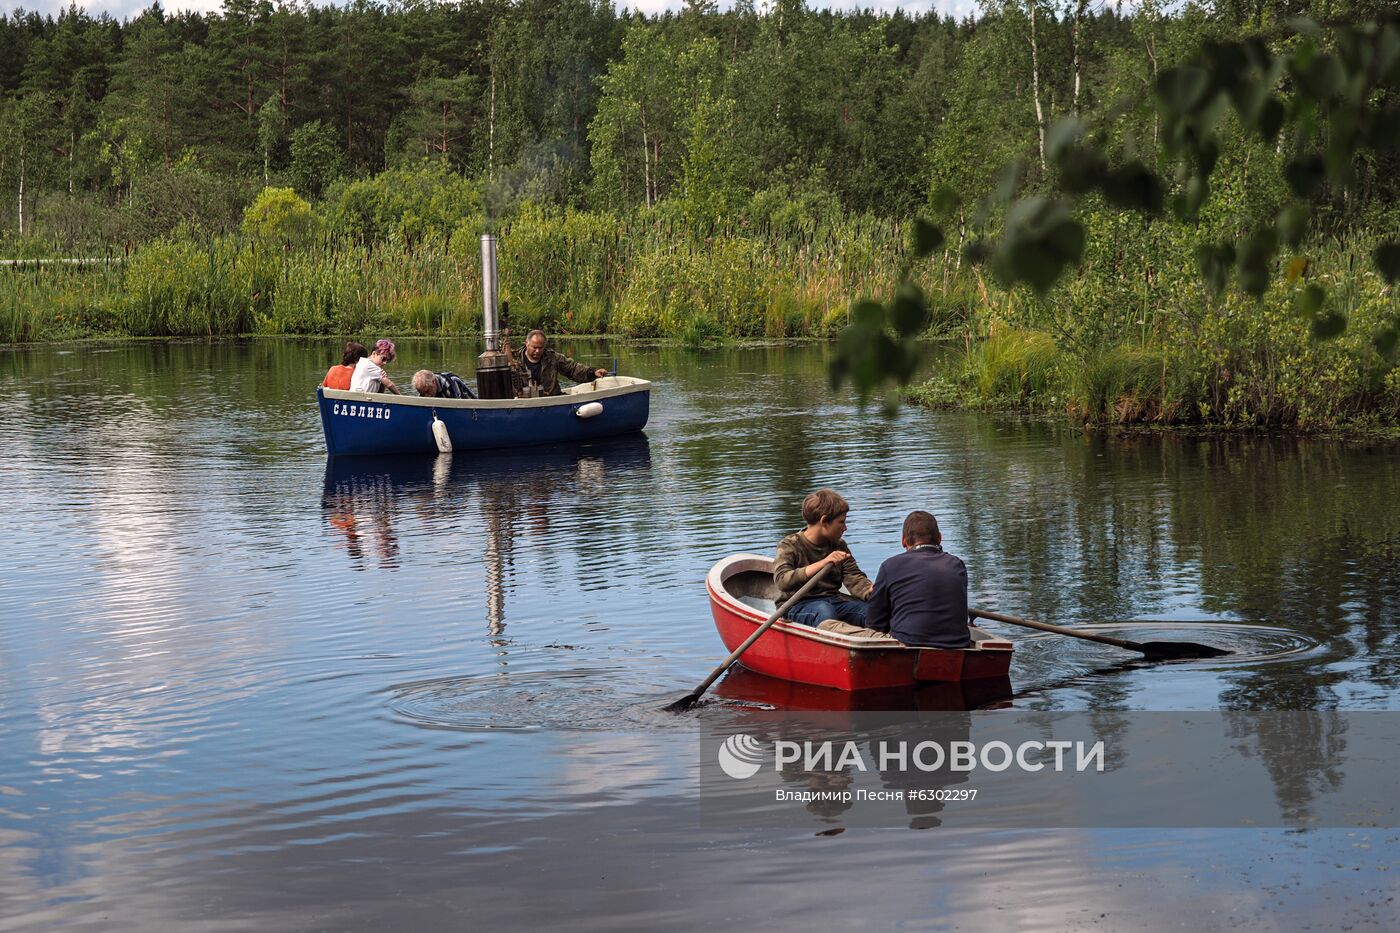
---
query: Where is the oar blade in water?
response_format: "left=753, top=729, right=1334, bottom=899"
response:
left=1138, top=641, right=1232, bottom=660
left=664, top=692, right=703, bottom=713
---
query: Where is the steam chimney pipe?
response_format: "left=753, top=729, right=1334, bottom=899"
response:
left=481, top=234, right=500, bottom=352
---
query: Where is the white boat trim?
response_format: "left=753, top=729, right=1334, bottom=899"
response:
left=322, top=375, right=651, bottom=410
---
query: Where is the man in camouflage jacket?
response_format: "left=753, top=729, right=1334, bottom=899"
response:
left=511, top=329, right=609, bottom=397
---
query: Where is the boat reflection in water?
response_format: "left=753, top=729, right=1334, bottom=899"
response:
left=321, top=433, right=653, bottom=635
left=715, top=665, right=1013, bottom=712
left=715, top=667, right=1013, bottom=830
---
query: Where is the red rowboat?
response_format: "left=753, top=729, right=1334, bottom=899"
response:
left=707, top=554, right=1014, bottom=691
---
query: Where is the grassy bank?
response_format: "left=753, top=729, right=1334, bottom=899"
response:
left=0, top=208, right=933, bottom=346
left=6, top=201, right=1399, bottom=432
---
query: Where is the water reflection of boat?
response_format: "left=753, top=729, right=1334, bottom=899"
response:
left=715, top=666, right=1013, bottom=711
left=708, top=555, right=1014, bottom=690
left=321, top=431, right=653, bottom=493
left=321, top=434, right=653, bottom=632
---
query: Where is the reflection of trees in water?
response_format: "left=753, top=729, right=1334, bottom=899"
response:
left=662, top=345, right=837, bottom=541
left=1224, top=710, right=1346, bottom=825
left=947, top=425, right=1400, bottom=706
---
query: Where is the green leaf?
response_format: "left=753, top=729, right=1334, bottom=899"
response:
left=1311, top=312, right=1347, bottom=340
left=851, top=299, right=885, bottom=329
left=1156, top=66, right=1212, bottom=114
left=931, top=185, right=961, bottom=215
left=1366, top=109, right=1400, bottom=151
left=1197, top=139, right=1220, bottom=175
left=1256, top=97, right=1285, bottom=142
left=964, top=239, right=991, bottom=265
left=1373, top=241, right=1400, bottom=284
left=1373, top=327, right=1399, bottom=358
left=1284, top=155, right=1325, bottom=198
left=1059, top=148, right=1108, bottom=195
left=1379, top=25, right=1400, bottom=82
left=1184, top=174, right=1209, bottom=219
left=1203, top=40, right=1248, bottom=88
left=1100, top=162, right=1164, bottom=215
left=1047, top=117, right=1084, bottom=163
left=994, top=203, right=1085, bottom=295
left=889, top=282, right=931, bottom=337
left=913, top=219, right=945, bottom=258
left=1288, top=16, right=1321, bottom=37
left=1236, top=229, right=1279, bottom=298
left=1195, top=243, right=1235, bottom=295
left=995, top=161, right=1024, bottom=203
left=1277, top=203, right=1310, bottom=248
left=1295, top=283, right=1326, bottom=316
left=1304, top=54, right=1344, bottom=100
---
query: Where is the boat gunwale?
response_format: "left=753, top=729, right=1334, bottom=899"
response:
left=708, top=554, right=1012, bottom=654
left=320, top=376, right=651, bottom=411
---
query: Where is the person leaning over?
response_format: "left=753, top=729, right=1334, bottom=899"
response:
left=773, top=488, right=875, bottom=629
left=350, top=339, right=401, bottom=394
left=511, top=329, right=609, bottom=398
left=322, top=341, right=368, bottom=390
left=864, top=510, right=973, bottom=649
left=412, top=370, right=477, bottom=399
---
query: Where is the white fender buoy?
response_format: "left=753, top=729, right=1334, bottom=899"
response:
left=432, top=414, right=453, bottom=453
left=575, top=402, right=604, bottom=419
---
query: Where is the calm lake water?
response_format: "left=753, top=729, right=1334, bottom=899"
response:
left=3, top=338, right=1399, bottom=930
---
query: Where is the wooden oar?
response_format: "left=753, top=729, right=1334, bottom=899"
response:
left=666, top=564, right=834, bottom=712
left=970, top=608, right=1230, bottom=660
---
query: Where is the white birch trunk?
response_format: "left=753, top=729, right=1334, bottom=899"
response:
left=17, top=144, right=25, bottom=238
left=1072, top=0, right=1087, bottom=114
left=488, top=67, right=496, bottom=176
left=640, top=108, right=653, bottom=209
left=1029, top=0, right=1047, bottom=171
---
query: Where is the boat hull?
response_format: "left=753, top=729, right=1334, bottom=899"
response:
left=317, top=377, right=650, bottom=456
left=707, top=554, right=1013, bottom=691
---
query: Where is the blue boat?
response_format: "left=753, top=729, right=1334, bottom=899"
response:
left=317, top=233, right=651, bottom=457
left=316, top=376, right=651, bottom=457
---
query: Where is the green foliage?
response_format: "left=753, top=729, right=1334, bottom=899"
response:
left=241, top=187, right=319, bottom=247
left=747, top=179, right=842, bottom=236
left=3, top=2, right=1399, bottom=432
left=1073, top=346, right=1175, bottom=423
left=325, top=162, right=481, bottom=244
left=678, top=313, right=727, bottom=349
left=970, top=329, right=1062, bottom=402
left=289, top=121, right=348, bottom=199
left=121, top=239, right=255, bottom=336
left=613, top=235, right=774, bottom=338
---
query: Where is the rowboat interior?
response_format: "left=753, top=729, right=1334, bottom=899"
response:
left=722, top=566, right=1010, bottom=651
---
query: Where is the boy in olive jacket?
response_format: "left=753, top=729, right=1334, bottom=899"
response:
left=773, top=488, right=874, bottom=628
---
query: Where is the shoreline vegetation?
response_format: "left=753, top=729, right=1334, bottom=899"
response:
left=3, top=2, right=1397, bottom=432
left=6, top=192, right=1398, bottom=433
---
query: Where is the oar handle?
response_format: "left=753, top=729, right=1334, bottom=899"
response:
left=969, top=607, right=1146, bottom=651
left=685, top=563, right=834, bottom=702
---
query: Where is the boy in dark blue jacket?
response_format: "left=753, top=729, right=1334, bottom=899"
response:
left=865, top=511, right=973, bottom=648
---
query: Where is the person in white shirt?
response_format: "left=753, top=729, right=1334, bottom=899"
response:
left=350, top=339, right=401, bottom=394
